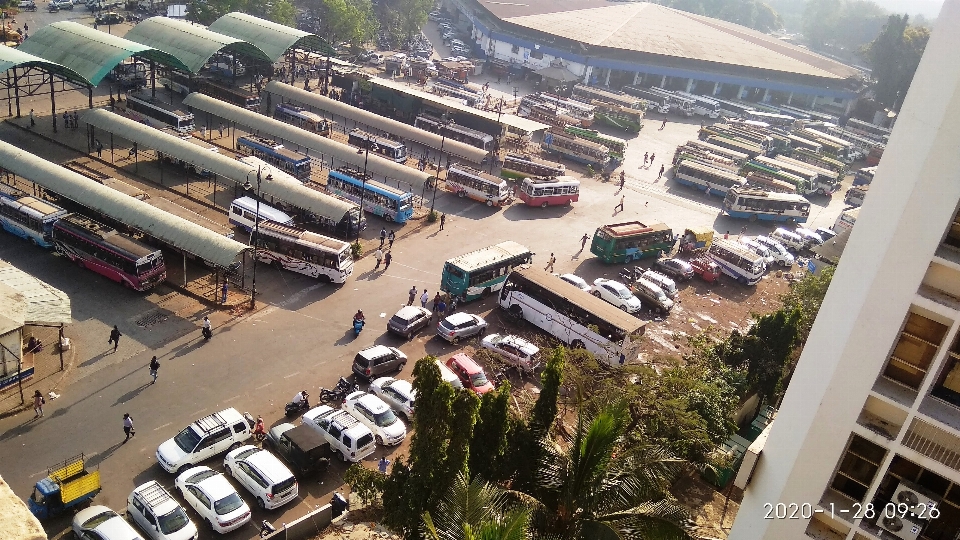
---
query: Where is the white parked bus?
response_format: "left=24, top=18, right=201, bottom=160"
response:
left=122, top=94, right=195, bottom=132
left=498, top=266, right=646, bottom=365
left=673, top=159, right=746, bottom=197
left=722, top=188, right=811, bottom=223
left=445, top=166, right=512, bottom=207
left=229, top=196, right=295, bottom=232
left=708, top=238, right=766, bottom=285
left=252, top=220, right=354, bottom=283
left=833, top=206, right=859, bottom=235
left=676, top=91, right=720, bottom=119
left=774, top=155, right=842, bottom=195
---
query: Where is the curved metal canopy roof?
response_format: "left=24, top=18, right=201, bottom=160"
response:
left=124, top=17, right=271, bottom=74
left=81, top=109, right=357, bottom=223
left=183, top=92, right=434, bottom=188
left=209, top=12, right=335, bottom=63
left=18, top=22, right=189, bottom=86
left=0, top=45, right=88, bottom=86
left=266, top=81, right=489, bottom=164
left=0, top=139, right=248, bottom=268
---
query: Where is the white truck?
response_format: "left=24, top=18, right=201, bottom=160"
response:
left=301, top=405, right=376, bottom=463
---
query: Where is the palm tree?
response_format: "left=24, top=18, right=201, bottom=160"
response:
left=423, top=471, right=531, bottom=540
left=531, top=401, right=692, bottom=540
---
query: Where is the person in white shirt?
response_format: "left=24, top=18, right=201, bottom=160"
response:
left=292, top=390, right=308, bottom=405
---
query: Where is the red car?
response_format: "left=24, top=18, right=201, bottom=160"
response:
left=690, top=258, right=721, bottom=283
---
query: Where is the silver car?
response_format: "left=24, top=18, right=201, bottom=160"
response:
left=437, top=313, right=487, bottom=343
left=369, top=377, right=415, bottom=420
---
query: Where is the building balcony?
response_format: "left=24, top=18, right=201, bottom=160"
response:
left=902, top=419, right=960, bottom=474
left=873, top=376, right=919, bottom=409
left=856, top=395, right=908, bottom=441
left=819, top=488, right=860, bottom=525
left=805, top=514, right=849, bottom=540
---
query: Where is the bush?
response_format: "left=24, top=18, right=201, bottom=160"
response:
left=344, top=463, right=385, bottom=507
left=427, top=210, right=438, bottom=222
left=586, top=165, right=596, bottom=178
left=351, top=241, right=363, bottom=260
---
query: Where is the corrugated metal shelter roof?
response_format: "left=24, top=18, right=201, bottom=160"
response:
left=123, top=17, right=271, bottom=74
left=183, top=92, right=434, bottom=188
left=208, top=12, right=334, bottom=62
left=0, top=260, right=72, bottom=326
left=501, top=3, right=858, bottom=79
left=0, top=138, right=248, bottom=269
left=0, top=45, right=88, bottom=87
left=370, top=78, right=551, bottom=134
left=18, top=22, right=189, bottom=86
left=266, top=81, right=488, bottom=163
left=81, top=109, right=356, bottom=223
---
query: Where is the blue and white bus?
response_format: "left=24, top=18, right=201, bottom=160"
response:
left=236, top=136, right=312, bottom=181
left=347, top=129, right=408, bottom=163
left=0, top=194, right=69, bottom=248
left=326, top=168, right=415, bottom=223
left=722, top=188, right=810, bottom=223
left=707, top=238, right=766, bottom=285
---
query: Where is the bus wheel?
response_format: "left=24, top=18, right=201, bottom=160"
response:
left=541, top=201, right=549, bottom=208
left=786, top=217, right=796, bottom=224
left=76, top=259, right=86, bottom=269
left=386, top=214, right=394, bottom=222
left=571, top=340, right=585, bottom=349
left=458, top=190, right=466, bottom=198
left=509, top=305, right=523, bottom=319
left=739, top=276, right=749, bottom=285
left=481, top=287, right=491, bottom=298
left=486, top=200, right=493, bottom=207
left=749, top=214, right=758, bottom=222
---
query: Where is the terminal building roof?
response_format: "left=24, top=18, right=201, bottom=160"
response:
left=124, top=16, right=271, bottom=73
left=209, top=12, right=335, bottom=63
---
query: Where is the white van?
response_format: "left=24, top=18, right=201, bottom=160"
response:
left=435, top=359, right=463, bottom=389
left=769, top=228, right=807, bottom=251
left=640, top=270, right=678, bottom=299
left=754, top=236, right=795, bottom=267
left=739, top=239, right=774, bottom=267
left=368, top=53, right=384, bottom=65
left=229, top=197, right=294, bottom=233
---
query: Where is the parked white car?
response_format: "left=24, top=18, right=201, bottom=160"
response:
left=369, top=377, right=415, bottom=421
left=223, top=446, right=298, bottom=510
left=73, top=506, right=145, bottom=540
left=174, top=466, right=250, bottom=534
left=558, top=273, right=591, bottom=292
left=591, top=278, right=641, bottom=313
left=156, top=408, right=252, bottom=474
left=302, top=405, right=377, bottom=462
left=753, top=236, right=794, bottom=267
left=481, top=334, right=540, bottom=373
left=127, top=482, right=198, bottom=540
left=343, top=391, right=407, bottom=446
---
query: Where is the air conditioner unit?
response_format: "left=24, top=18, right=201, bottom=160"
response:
left=877, top=515, right=923, bottom=540
left=893, top=481, right=940, bottom=516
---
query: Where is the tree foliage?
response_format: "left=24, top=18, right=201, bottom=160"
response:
left=715, top=310, right=801, bottom=402
left=422, top=472, right=531, bottom=540
left=187, top=0, right=296, bottom=26
left=780, top=264, right=835, bottom=344
left=315, top=0, right=379, bottom=47
left=863, top=14, right=931, bottom=109
left=469, top=384, right=513, bottom=483
left=509, top=348, right=565, bottom=492
left=801, top=0, right=888, bottom=58
left=344, top=463, right=386, bottom=507
left=444, top=390, right=480, bottom=490
left=666, top=0, right=782, bottom=32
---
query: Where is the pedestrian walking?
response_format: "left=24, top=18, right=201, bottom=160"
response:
left=95, top=139, right=103, bottom=157
left=23, top=23, right=28, bottom=33
left=581, top=233, right=589, bottom=250
left=615, top=195, right=625, bottom=213
left=108, top=325, right=122, bottom=352
left=432, top=292, right=441, bottom=312
left=379, top=227, right=387, bottom=247
left=408, top=285, right=417, bottom=306
left=388, top=230, right=396, bottom=248
left=384, top=251, right=392, bottom=270
left=373, top=248, right=384, bottom=270
left=658, top=164, right=665, bottom=179
left=544, top=253, right=556, bottom=272
left=660, top=118, right=667, bottom=130
left=378, top=456, right=391, bottom=474
left=643, top=152, right=648, bottom=165
left=123, top=413, right=135, bottom=442
left=73, top=111, right=79, bottom=129
left=619, top=171, right=625, bottom=190
left=149, top=356, right=160, bottom=384
left=33, top=390, right=44, bottom=418
left=650, top=153, right=656, bottom=164
left=62, top=112, right=68, bottom=128
left=29, top=108, right=35, bottom=128
left=218, top=123, right=224, bottom=138
left=439, top=213, right=446, bottom=231
left=437, top=298, right=447, bottom=316
left=200, top=125, right=207, bottom=139
left=420, top=289, right=429, bottom=308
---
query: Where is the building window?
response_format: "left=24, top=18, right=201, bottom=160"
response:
left=531, top=49, right=543, bottom=59
left=511, top=44, right=520, bottom=54
left=829, top=434, right=886, bottom=502
left=881, top=312, right=947, bottom=390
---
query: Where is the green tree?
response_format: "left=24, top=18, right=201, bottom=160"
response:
left=530, top=401, right=692, bottom=540
left=802, top=0, right=887, bottom=57
left=444, top=390, right=480, bottom=490
left=715, top=309, right=801, bottom=402
left=864, top=14, right=931, bottom=109
left=469, top=384, right=512, bottom=483
left=780, top=264, right=835, bottom=344
left=392, top=0, right=434, bottom=43
left=423, top=472, right=531, bottom=540
left=316, top=0, right=379, bottom=47
left=268, top=0, right=297, bottom=26
left=529, top=347, right=564, bottom=436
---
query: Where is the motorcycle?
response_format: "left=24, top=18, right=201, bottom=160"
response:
left=319, top=377, right=357, bottom=403
left=353, top=318, right=364, bottom=337
left=284, top=397, right=310, bottom=418
left=201, top=326, right=212, bottom=340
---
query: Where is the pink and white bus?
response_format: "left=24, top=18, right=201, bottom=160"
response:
left=518, top=176, right=580, bottom=207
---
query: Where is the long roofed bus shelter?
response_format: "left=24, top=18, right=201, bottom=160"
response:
left=81, top=109, right=359, bottom=229
left=0, top=139, right=249, bottom=271
left=265, top=81, right=489, bottom=164
left=209, top=13, right=334, bottom=62
left=181, top=92, right=434, bottom=189
left=0, top=46, right=87, bottom=121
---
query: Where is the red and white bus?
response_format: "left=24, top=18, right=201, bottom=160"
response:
left=52, top=214, right=167, bottom=291
left=518, top=176, right=580, bottom=207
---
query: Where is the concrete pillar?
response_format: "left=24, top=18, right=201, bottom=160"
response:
left=712, top=81, right=720, bottom=95
left=728, top=1, right=960, bottom=537
left=762, top=88, right=770, bottom=103
left=660, top=75, right=667, bottom=88
left=686, top=78, right=694, bottom=93
left=810, top=95, right=819, bottom=108
left=787, top=92, right=794, bottom=105
left=604, top=69, right=611, bottom=87
left=737, top=85, right=745, bottom=100
left=583, top=66, right=593, bottom=85
left=633, top=71, right=641, bottom=85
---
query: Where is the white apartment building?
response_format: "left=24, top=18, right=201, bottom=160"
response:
left=728, top=2, right=960, bottom=540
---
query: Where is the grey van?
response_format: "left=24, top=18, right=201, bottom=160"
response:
left=632, top=277, right=674, bottom=315
left=640, top=270, right=678, bottom=299
left=352, top=345, right=407, bottom=381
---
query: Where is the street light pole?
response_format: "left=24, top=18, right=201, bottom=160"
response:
left=243, top=167, right=271, bottom=310
left=430, top=123, right=448, bottom=215
left=356, top=137, right=377, bottom=242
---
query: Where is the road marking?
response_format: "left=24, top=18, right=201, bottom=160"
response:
left=255, top=382, right=273, bottom=390
left=283, top=371, right=301, bottom=379
left=154, top=422, right=172, bottom=432
left=224, top=394, right=240, bottom=403
left=190, top=408, right=206, bottom=417
left=30, top=469, right=47, bottom=479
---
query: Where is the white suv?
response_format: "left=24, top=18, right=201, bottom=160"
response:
left=127, top=481, right=198, bottom=540
left=753, top=236, right=795, bottom=267
left=174, top=466, right=251, bottom=533
left=591, top=278, right=641, bottom=313
left=156, top=408, right=252, bottom=474
left=224, top=446, right=299, bottom=510
left=343, top=391, right=407, bottom=446
left=302, top=405, right=376, bottom=462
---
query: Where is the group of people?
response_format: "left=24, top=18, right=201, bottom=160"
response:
left=409, top=286, right=461, bottom=318
left=61, top=110, right=81, bottom=129
left=372, top=228, right=398, bottom=271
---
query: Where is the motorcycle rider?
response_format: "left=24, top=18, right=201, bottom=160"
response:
left=292, top=390, right=309, bottom=408
left=253, top=415, right=266, bottom=441
left=201, top=316, right=212, bottom=338
left=353, top=310, right=365, bottom=323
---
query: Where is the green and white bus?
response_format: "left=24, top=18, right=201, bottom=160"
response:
left=441, top=241, right=533, bottom=301
left=590, top=221, right=674, bottom=264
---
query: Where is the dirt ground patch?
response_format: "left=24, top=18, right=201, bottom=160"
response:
left=672, top=471, right=744, bottom=539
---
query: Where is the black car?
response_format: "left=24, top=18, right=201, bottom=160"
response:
left=654, top=258, right=695, bottom=281
left=264, top=423, right=331, bottom=476
left=96, top=11, right=124, bottom=24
